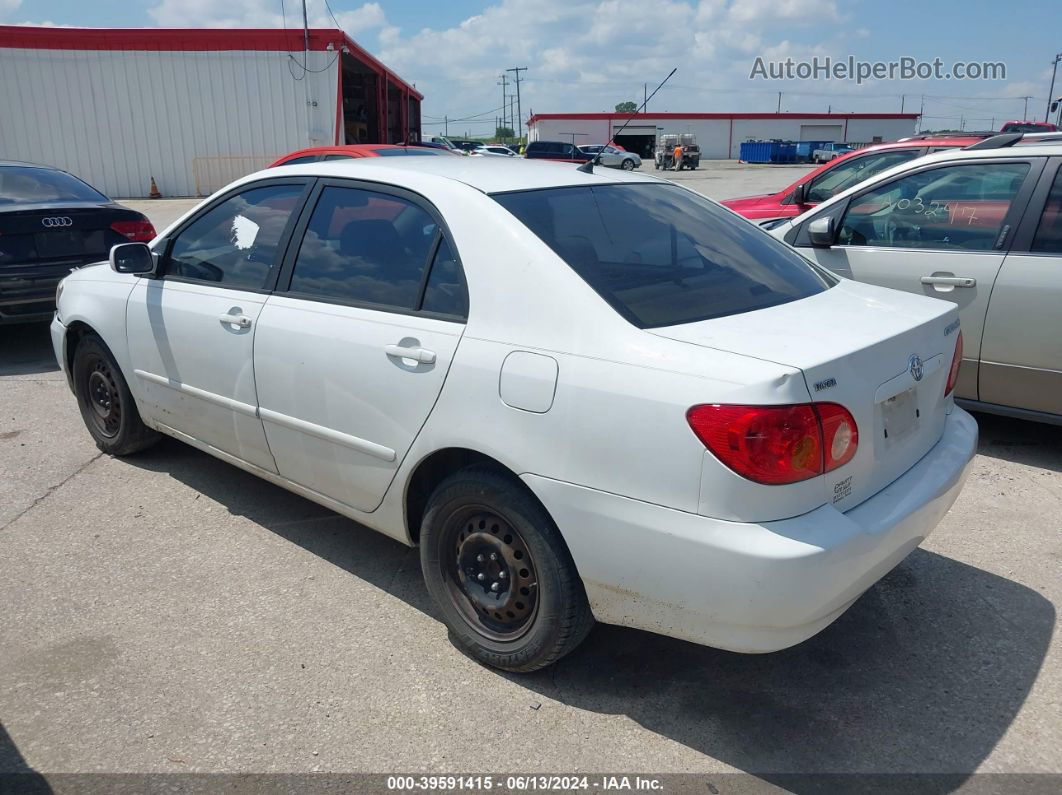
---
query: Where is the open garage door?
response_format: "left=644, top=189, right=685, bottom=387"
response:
left=613, top=125, right=657, bottom=159
left=799, top=124, right=843, bottom=142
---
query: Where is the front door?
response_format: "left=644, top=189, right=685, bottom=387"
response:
left=253, top=181, right=469, bottom=511
left=794, top=159, right=1041, bottom=400
left=126, top=180, right=309, bottom=470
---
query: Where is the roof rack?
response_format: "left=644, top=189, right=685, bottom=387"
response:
left=964, top=131, right=1062, bottom=150
left=898, top=131, right=996, bottom=141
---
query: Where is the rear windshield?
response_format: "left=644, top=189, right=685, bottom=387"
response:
left=0, top=166, right=108, bottom=204
left=372, top=148, right=447, bottom=157
left=493, top=183, right=832, bottom=328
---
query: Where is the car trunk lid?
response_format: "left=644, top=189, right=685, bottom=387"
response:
left=651, top=280, right=959, bottom=511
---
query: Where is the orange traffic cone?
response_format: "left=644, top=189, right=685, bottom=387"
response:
left=148, top=177, right=162, bottom=199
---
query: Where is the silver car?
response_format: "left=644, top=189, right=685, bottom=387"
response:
left=772, top=137, right=1062, bottom=424
left=578, top=145, right=641, bottom=170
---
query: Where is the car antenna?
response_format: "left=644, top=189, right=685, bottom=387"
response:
left=577, top=68, right=677, bottom=174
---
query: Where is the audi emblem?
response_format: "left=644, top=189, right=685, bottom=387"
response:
left=41, top=217, right=73, bottom=228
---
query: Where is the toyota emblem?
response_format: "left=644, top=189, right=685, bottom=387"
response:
left=41, top=217, right=73, bottom=228
left=909, top=355, right=924, bottom=382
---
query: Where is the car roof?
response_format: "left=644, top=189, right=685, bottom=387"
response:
left=248, top=154, right=661, bottom=194
left=0, top=159, right=53, bottom=169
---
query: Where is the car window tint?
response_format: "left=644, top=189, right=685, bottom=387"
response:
left=1031, top=168, right=1062, bottom=253
left=167, top=184, right=304, bottom=289
left=494, top=184, right=831, bottom=329
left=806, top=150, right=921, bottom=203
left=279, top=155, right=318, bottom=165
left=289, top=186, right=437, bottom=309
left=0, top=166, right=108, bottom=204
left=421, top=238, right=468, bottom=317
left=837, top=162, right=1030, bottom=252
left=321, top=154, right=355, bottom=161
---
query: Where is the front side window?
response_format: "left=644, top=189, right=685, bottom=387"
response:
left=837, top=162, right=1030, bottom=251
left=279, top=155, right=318, bottom=165
left=167, top=184, right=305, bottom=289
left=288, top=186, right=438, bottom=310
left=1031, top=168, right=1062, bottom=253
left=494, top=184, right=831, bottom=329
left=805, top=149, right=922, bottom=204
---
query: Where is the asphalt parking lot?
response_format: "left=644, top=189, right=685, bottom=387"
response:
left=1, top=162, right=1060, bottom=786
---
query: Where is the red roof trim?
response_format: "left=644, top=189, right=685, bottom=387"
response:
left=527, top=112, right=919, bottom=125
left=0, top=25, right=422, bottom=100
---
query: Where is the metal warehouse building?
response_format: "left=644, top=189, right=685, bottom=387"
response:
left=528, top=112, right=920, bottom=160
left=0, top=26, right=422, bottom=197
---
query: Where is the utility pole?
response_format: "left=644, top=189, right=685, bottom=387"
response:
left=301, top=0, right=312, bottom=144
left=1020, top=95, right=1032, bottom=120
left=498, top=74, right=509, bottom=133
left=506, top=67, right=527, bottom=141
left=444, top=115, right=448, bottom=136
left=918, top=95, right=925, bottom=132
left=776, top=91, right=782, bottom=113
left=1046, top=53, right=1062, bottom=122
left=644, top=82, right=648, bottom=112
left=900, top=94, right=905, bottom=113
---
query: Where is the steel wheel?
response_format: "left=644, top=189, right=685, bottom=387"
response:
left=441, top=507, right=539, bottom=641
left=82, top=352, right=122, bottom=438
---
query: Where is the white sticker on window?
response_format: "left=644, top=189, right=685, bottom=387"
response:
left=231, top=215, right=260, bottom=250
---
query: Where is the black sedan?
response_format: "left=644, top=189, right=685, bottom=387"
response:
left=0, top=161, right=155, bottom=324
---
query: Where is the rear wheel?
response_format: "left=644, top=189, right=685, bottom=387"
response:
left=420, top=465, right=593, bottom=672
left=72, top=333, right=158, bottom=455
left=621, top=158, right=635, bottom=171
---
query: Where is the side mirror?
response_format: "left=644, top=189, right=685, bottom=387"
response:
left=792, top=183, right=808, bottom=205
left=807, top=216, right=835, bottom=248
left=109, top=242, right=157, bottom=276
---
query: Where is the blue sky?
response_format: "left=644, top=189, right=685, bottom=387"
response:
left=3, top=0, right=1060, bottom=135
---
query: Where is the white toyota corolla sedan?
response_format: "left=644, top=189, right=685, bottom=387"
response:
left=51, top=157, right=977, bottom=671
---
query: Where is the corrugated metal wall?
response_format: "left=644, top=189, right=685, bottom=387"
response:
left=0, top=47, right=338, bottom=197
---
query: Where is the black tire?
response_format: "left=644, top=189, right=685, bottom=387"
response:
left=72, top=332, right=159, bottom=456
left=420, top=465, right=594, bottom=672
left=621, top=158, right=635, bottom=171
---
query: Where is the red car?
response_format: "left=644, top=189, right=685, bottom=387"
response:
left=999, top=121, right=1058, bottom=133
left=721, top=135, right=993, bottom=224
left=269, top=144, right=456, bottom=167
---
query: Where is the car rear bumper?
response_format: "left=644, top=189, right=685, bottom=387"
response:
left=524, top=408, right=978, bottom=653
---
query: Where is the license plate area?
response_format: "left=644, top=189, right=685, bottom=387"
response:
left=882, top=387, right=918, bottom=441
left=35, top=230, right=106, bottom=259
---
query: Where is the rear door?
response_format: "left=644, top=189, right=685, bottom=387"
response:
left=253, top=180, right=468, bottom=512
left=126, top=178, right=311, bottom=470
left=791, top=157, right=1043, bottom=400
left=979, top=157, right=1062, bottom=415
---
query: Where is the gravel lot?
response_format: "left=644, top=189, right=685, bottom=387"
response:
left=1, top=162, right=1059, bottom=787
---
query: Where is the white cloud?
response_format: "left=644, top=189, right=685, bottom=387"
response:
left=0, top=0, right=22, bottom=21
left=147, top=0, right=387, bottom=35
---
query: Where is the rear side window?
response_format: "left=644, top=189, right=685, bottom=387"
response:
left=494, top=184, right=831, bottom=328
left=1032, top=168, right=1062, bottom=253
left=167, top=183, right=305, bottom=289
left=371, top=148, right=445, bottom=157
left=288, top=186, right=438, bottom=310
left=278, top=155, right=319, bottom=165
left=526, top=142, right=546, bottom=153
left=421, top=238, right=468, bottom=317
left=0, top=166, right=108, bottom=204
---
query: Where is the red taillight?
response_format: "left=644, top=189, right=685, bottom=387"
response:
left=110, top=219, right=156, bottom=242
left=944, top=330, right=963, bottom=397
left=687, top=402, right=858, bottom=485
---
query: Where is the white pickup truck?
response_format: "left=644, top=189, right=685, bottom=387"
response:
left=812, top=142, right=856, bottom=163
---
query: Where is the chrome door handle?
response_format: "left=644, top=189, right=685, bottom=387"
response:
left=219, top=313, right=253, bottom=328
left=921, top=276, right=976, bottom=288
left=384, top=344, right=436, bottom=364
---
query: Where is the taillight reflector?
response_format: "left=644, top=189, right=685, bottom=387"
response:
left=945, top=331, right=963, bottom=397
left=687, top=402, right=859, bottom=486
left=110, top=219, right=156, bottom=242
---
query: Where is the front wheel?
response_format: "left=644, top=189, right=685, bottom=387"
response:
left=72, top=333, right=158, bottom=456
left=420, top=466, right=594, bottom=672
left=621, top=159, right=635, bottom=171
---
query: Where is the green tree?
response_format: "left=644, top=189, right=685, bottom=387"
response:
left=615, top=101, right=637, bottom=113
left=495, top=126, right=515, bottom=139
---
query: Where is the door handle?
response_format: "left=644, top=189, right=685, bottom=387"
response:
left=384, top=344, right=436, bottom=364
left=219, top=313, right=253, bottom=328
left=920, top=276, right=976, bottom=288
